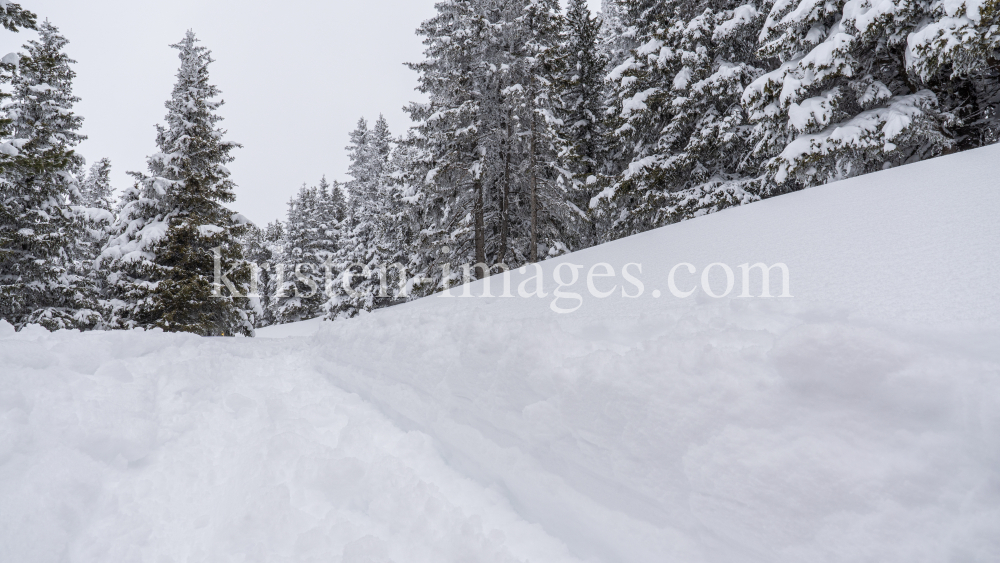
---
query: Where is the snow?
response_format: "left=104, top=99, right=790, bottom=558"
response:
left=772, top=91, right=936, bottom=182
left=621, top=88, right=657, bottom=118
left=943, top=0, right=989, bottom=22
left=255, top=315, right=326, bottom=338
left=197, top=224, right=224, bottom=237
left=3, top=145, right=1000, bottom=562
left=745, top=33, right=855, bottom=110
left=786, top=88, right=839, bottom=131
left=906, top=15, right=979, bottom=78
left=844, top=0, right=899, bottom=35
left=71, top=206, right=115, bottom=224
left=605, top=56, right=637, bottom=83
left=672, top=67, right=692, bottom=90
left=100, top=217, right=169, bottom=265
left=714, top=4, right=761, bottom=40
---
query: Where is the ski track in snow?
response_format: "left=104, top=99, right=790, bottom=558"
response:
left=2, top=146, right=1000, bottom=562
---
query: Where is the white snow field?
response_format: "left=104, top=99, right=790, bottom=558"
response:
left=3, top=145, right=1000, bottom=563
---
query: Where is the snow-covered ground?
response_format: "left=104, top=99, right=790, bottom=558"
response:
left=3, top=146, right=999, bottom=563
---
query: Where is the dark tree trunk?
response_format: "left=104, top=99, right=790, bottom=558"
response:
left=500, top=106, right=511, bottom=266
left=474, top=177, right=486, bottom=279
left=529, top=86, right=538, bottom=264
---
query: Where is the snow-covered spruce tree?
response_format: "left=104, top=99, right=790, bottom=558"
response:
left=741, top=0, right=960, bottom=191
left=0, top=20, right=104, bottom=330
left=597, top=0, right=637, bottom=73
left=403, top=0, right=583, bottom=289
left=240, top=223, right=271, bottom=326
left=321, top=175, right=347, bottom=225
left=404, top=0, right=491, bottom=288
left=0, top=1, right=36, bottom=156
left=272, top=178, right=342, bottom=323
left=558, top=0, right=607, bottom=180
left=516, top=0, right=582, bottom=261
left=77, top=158, right=116, bottom=254
left=79, top=157, right=114, bottom=211
left=594, top=1, right=765, bottom=241
left=555, top=0, right=607, bottom=246
left=101, top=31, right=255, bottom=336
left=595, top=0, right=647, bottom=182
left=75, top=157, right=116, bottom=321
left=857, top=0, right=1000, bottom=149
left=327, top=116, right=412, bottom=320
left=252, top=220, right=284, bottom=327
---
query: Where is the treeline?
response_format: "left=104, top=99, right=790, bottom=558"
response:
left=1, top=0, right=997, bottom=334
left=254, top=0, right=998, bottom=326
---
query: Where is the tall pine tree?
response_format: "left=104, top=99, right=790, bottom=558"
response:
left=0, top=20, right=103, bottom=330
left=272, top=177, right=343, bottom=323
left=327, top=116, right=412, bottom=319
left=101, top=31, right=255, bottom=336
left=594, top=1, right=766, bottom=240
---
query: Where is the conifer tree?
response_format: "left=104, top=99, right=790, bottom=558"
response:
left=76, top=157, right=115, bottom=322
left=596, top=1, right=767, bottom=240
left=0, top=2, right=36, bottom=158
left=327, top=116, right=411, bottom=319
left=240, top=223, right=271, bottom=326
left=0, top=20, right=103, bottom=330
left=555, top=0, right=607, bottom=247
left=321, top=175, right=347, bottom=224
left=516, top=0, right=579, bottom=261
left=101, top=31, right=255, bottom=336
left=79, top=158, right=114, bottom=211
left=403, top=0, right=583, bottom=287
left=254, top=220, right=284, bottom=327
left=597, top=0, right=635, bottom=73
left=272, top=178, right=343, bottom=323
left=850, top=0, right=1000, bottom=149
left=558, top=0, right=607, bottom=181
left=405, top=1, right=490, bottom=282
left=742, top=0, right=958, bottom=190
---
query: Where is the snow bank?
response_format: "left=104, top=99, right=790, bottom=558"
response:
left=2, top=145, right=999, bottom=562
left=0, top=327, right=581, bottom=563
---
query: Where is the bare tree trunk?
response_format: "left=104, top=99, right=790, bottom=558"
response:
left=474, top=177, right=486, bottom=279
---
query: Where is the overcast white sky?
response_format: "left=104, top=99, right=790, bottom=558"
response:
left=1, top=0, right=603, bottom=226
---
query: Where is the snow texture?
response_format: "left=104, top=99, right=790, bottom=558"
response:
left=2, top=146, right=999, bottom=562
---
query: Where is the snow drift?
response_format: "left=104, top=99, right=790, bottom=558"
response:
left=2, top=146, right=999, bottom=563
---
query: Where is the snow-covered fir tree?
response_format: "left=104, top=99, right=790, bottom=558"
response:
left=555, top=0, right=607, bottom=247
left=597, top=0, right=635, bottom=73
left=846, top=0, right=1000, bottom=150
left=404, top=0, right=491, bottom=285
left=75, top=157, right=116, bottom=320
left=77, top=158, right=116, bottom=267
left=0, top=2, right=36, bottom=158
left=0, top=20, right=103, bottom=330
left=244, top=219, right=284, bottom=327
left=326, top=116, right=413, bottom=319
left=595, top=0, right=766, bottom=240
left=79, top=157, right=113, bottom=211
left=402, top=0, right=583, bottom=291
left=743, top=0, right=957, bottom=190
left=100, top=31, right=255, bottom=336
left=558, top=0, right=607, bottom=181
left=271, top=177, right=343, bottom=323
left=516, top=0, right=579, bottom=262
left=588, top=0, right=1000, bottom=241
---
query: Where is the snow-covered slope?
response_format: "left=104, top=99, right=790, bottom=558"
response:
left=3, top=146, right=999, bottom=563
